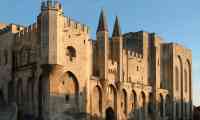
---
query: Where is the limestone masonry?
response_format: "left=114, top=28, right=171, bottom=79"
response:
left=0, top=1, right=192, bottom=120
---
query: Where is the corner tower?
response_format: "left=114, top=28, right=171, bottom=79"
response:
left=96, top=9, right=109, bottom=79
left=38, top=0, right=64, bottom=64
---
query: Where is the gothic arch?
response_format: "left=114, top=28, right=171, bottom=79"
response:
left=38, top=75, right=49, bottom=118
left=107, top=85, right=117, bottom=113
left=176, top=55, right=183, bottom=91
left=17, top=79, right=23, bottom=107
left=159, top=94, right=164, bottom=117
left=140, top=91, right=146, bottom=120
left=165, top=95, right=171, bottom=117
left=121, top=89, right=127, bottom=115
left=59, top=71, right=79, bottom=111
left=186, top=59, right=192, bottom=117
left=148, top=93, right=154, bottom=115
left=92, top=85, right=102, bottom=115
left=131, top=90, right=137, bottom=111
left=27, top=78, right=34, bottom=113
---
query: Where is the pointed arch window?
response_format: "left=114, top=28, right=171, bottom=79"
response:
left=66, top=46, right=76, bottom=61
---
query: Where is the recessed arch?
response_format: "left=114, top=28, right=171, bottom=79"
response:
left=107, top=84, right=117, bottom=113
left=92, top=85, right=102, bottom=115
left=57, top=71, right=80, bottom=112
left=131, top=90, right=137, bottom=111
left=159, top=94, right=164, bottom=117
left=121, top=89, right=127, bottom=115
left=148, top=92, right=154, bottom=115
left=165, top=94, right=171, bottom=117
left=140, top=91, right=146, bottom=120
left=17, top=79, right=23, bottom=106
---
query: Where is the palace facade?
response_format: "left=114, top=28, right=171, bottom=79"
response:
left=0, top=1, right=192, bottom=120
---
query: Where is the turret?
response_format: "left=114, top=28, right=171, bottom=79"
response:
left=41, top=0, right=63, bottom=12
left=112, top=16, right=123, bottom=82
left=96, top=9, right=109, bottom=79
left=38, top=0, right=64, bottom=64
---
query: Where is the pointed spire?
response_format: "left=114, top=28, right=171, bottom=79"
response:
left=97, top=9, right=108, bottom=32
left=112, top=16, right=122, bottom=37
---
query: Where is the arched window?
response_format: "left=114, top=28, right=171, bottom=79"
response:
left=66, top=46, right=76, bottom=61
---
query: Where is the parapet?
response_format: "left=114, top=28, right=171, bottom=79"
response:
left=64, top=16, right=90, bottom=34
left=0, top=24, right=24, bottom=35
left=15, top=23, right=38, bottom=39
left=41, top=0, right=62, bottom=11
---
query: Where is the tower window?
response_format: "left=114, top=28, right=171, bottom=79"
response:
left=137, top=66, right=139, bottom=71
left=66, top=46, right=76, bottom=61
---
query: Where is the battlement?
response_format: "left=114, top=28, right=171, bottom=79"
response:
left=41, top=0, right=62, bottom=11
left=64, top=16, right=90, bottom=34
left=127, top=50, right=143, bottom=59
left=0, top=24, right=23, bottom=35
left=16, top=23, right=37, bottom=39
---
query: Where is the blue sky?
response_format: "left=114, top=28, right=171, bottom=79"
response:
left=0, top=0, right=199, bottom=105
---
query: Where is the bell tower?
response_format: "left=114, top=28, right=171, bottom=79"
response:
left=112, top=16, right=123, bottom=82
left=38, top=0, right=64, bottom=64
left=96, top=10, right=109, bottom=79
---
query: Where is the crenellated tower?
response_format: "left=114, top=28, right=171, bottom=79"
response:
left=38, top=0, right=64, bottom=64
left=96, top=10, right=109, bottom=79
left=111, top=16, right=123, bottom=82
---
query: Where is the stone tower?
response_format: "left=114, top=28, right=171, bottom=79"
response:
left=96, top=10, right=109, bottom=79
left=111, top=16, right=123, bottom=82
left=38, top=0, right=64, bottom=64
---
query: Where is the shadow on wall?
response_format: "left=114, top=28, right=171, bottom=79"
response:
left=0, top=87, right=196, bottom=120
left=193, top=106, right=200, bottom=120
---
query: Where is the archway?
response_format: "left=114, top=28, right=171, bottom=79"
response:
left=140, top=92, right=146, bottom=120
left=121, top=89, right=127, bottom=115
left=105, top=107, right=115, bottom=120
left=159, top=94, right=164, bottom=117
left=129, top=90, right=137, bottom=120
left=107, top=85, right=117, bottom=111
left=92, top=86, right=102, bottom=115
left=165, top=95, right=171, bottom=117
left=59, top=71, right=79, bottom=112
left=148, top=93, right=154, bottom=119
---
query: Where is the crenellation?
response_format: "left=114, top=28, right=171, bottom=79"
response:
left=64, top=16, right=89, bottom=33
